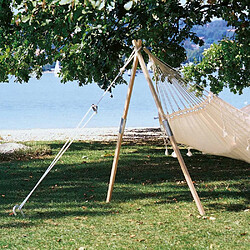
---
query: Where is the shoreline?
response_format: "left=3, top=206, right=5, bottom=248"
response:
left=0, top=127, right=163, bottom=142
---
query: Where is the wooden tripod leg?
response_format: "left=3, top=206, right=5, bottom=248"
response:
left=133, top=39, right=205, bottom=215
left=106, top=43, right=141, bottom=203
left=169, top=135, right=205, bottom=215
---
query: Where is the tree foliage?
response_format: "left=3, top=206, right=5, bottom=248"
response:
left=0, top=0, right=249, bottom=92
left=183, top=0, right=249, bottom=94
left=183, top=39, right=249, bottom=94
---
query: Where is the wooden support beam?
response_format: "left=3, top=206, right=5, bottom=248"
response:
left=106, top=41, right=141, bottom=202
left=133, top=39, right=205, bottom=215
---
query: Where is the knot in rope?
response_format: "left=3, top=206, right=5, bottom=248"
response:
left=186, top=147, right=193, bottom=157
left=91, top=104, right=98, bottom=113
left=120, top=67, right=126, bottom=74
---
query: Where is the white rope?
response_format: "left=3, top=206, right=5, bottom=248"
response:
left=96, top=48, right=138, bottom=106
left=13, top=46, right=141, bottom=216
left=17, top=111, right=96, bottom=212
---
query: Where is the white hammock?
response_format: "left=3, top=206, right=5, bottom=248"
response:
left=145, top=49, right=250, bottom=163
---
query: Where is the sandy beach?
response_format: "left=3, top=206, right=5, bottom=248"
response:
left=0, top=127, right=163, bottom=142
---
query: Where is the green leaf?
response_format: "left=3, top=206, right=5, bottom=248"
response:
left=21, top=15, right=30, bottom=23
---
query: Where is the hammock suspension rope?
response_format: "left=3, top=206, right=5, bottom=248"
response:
left=13, top=46, right=141, bottom=216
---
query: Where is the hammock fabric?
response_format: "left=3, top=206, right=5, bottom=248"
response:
left=145, top=49, right=250, bottom=163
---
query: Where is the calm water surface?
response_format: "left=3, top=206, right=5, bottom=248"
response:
left=0, top=73, right=249, bottom=129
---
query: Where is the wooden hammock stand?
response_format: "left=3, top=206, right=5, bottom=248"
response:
left=106, top=39, right=205, bottom=216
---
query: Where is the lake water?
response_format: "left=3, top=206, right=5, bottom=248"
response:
left=0, top=73, right=249, bottom=130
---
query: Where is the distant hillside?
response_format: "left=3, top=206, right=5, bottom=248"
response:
left=184, top=20, right=234, bottom=62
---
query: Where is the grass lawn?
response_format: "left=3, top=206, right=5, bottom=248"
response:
left=0, top=140, right=249, bottom=249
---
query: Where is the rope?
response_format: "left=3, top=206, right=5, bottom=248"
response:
left=161, top=81, right=175, bottom=113
left=171, top=81, right=187, bottom=109
left=156, top=68, right=207, bottom=112
left=145, top=48, right=210, bottom=95
left=172, top=80, right=193, bottom=109
left=13, top=46, right=141, bottom=216
left=185, top=84, right=205, bottom=106
left=167, top=82, right=182, bottom=111
left=17, top=110, right=96, bottom=212
left=180, top=84, right=199, bottom=107
left=158, top=83, right=170, bottom=115
left=154, top=75, right=171, bottom=156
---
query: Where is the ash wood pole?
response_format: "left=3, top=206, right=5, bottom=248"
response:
left=106, top=41, right=141, bottom=203
left=134, top=40, right=205, bottom=215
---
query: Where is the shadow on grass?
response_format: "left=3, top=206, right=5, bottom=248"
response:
left=48, top=141, right=116, bottom=152
left=207, top=202, right=249, bottom=212
left=14, top=209, right=119, bottom=220
left=0, top=221, right=35, bottom=229
left=1, top=141, right=249, bottom=218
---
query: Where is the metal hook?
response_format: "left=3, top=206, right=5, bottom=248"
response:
left=13, top=205, right=25, bottom=217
